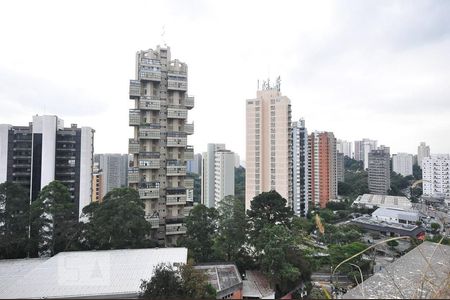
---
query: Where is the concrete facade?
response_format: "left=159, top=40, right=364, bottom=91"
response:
left=368, top=146, right=391, bottom=195
left=94, top=153, right=128, bottom=198
left=392, top=152, right=413, bottom=177
left=422, top=154, right=450, bottom=199
left=245, top=79, right=292, bottom=211
left=336, top=139, right=352, bottom=158
left=292, top=119, right=309, bottom=217
left=354, top=138, right=377, bottom=169
left=201, top=143, right=225, bottom=208
left=128, top=45, right=194, bottom=246
left=417, top=142, right=430, bottom=167
left=214, top=150, right=235, bottom=207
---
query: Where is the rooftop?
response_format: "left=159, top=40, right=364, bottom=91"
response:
left=242, top=270, right=275, bottom=299
left=372, top=207, right=419, bottom=222
left=194, top=263, right=242, bottom=297
left=353, top=194, right=412, bottom=210
left=343, top=242, right=450, bottom=299
left=0, top=247, right=187, bottom=299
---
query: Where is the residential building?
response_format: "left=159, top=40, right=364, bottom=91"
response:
left=0, top=248, right=188, bottom=299
left=187, top=153, right=202, bottom=175
left=336, top=139, right=352, bottom=158
left=392, top=152, right=413, bottom=177
left=91, top=162, right=103, bottom=202
left=128, top=45, right=194, bottom=246
left=309, top=131, right=337, bottom=208
left=291, top=119, right=309, bottom=217
left=234, top=153, right=241, bottom=168
left=417, top=142, right=431, bottom=167
left=214, top=149, right=235, bottom=206
left=0, top=116, right=94, bottom=219
left=94, top=153, right=128, bottom=198
left=245, top=78, right=292, bottom=211
left=354, top=138, right=377, bottom=169
left=337, top=152, right=345, bottom=182
left=201, top=143, right=225, bottom=208
left=352, top=194, right=413, bottom=210
left=368, top=146, right=390, bottom=195
left=422, top=154, right=450, bottom=199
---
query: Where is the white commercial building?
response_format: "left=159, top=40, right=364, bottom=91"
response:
left=422, top=154, right=450, bottom=199
left=392, top=153, right=413, bottom=177
left=214, top=150, right=236, bottom=206
left=372, top=207, right=419, bottom=225
left=353, top=194, right=413, bottom=210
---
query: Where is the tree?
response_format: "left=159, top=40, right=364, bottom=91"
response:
left=29, top=181, right=77, bottom=257
left=140, top=263, right=216, bottom=299
left=247, top=190, right=293, bottom=241
left=413, top=164, right=422, bottom=180
left=81, top=188, right=153, bottom=250
left=140, top=263, right=183, bottom=299
left=329, top=242, right=367, bottom=275
left=431, top=222, right=441, bottom=234
left=387, top=240, right=399, bottom=249
left=214, top=196, right=248, bottom=263
left=180, top=204, right=218, bottom=262
left=0, top=182, right=30, bottom=259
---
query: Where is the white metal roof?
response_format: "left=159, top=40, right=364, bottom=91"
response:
left=354, top=194, right=412, bottom=210
left=0, top=247, right=187, bottom=299
left=372, top=207, right=419, bottom=222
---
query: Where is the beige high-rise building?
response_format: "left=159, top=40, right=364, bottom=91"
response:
left=245, top=78, right=292, bottom=211
left=128, top=45, right=194, bottom=246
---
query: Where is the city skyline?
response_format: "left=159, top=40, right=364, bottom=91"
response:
left=1, top=1, right=450, bottom=160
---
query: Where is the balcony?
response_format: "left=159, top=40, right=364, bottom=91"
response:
left=140, top=58, right=161, bottom=68
left=167, top=107, right=188, bottom=119
left=182, top=206, right=193, bottom=217
left=184, top=146, right=194, bottom=161
left=138, top=158, right=160, bottom=169
left=138, top=182, right=160, bottom=199
left=166, top=194, right=187, bottom=205
left=167, top=136, right=187, bottom=147
left=129, top=109, right=141, bottom=126
left=166, top=223, right=187, bottom=235
left=139, top=98, right=161, bottom=110
left=129, top=139, right=140, bottom=154
left=167, top=161, right=187, bottom=176
left=185, top=96, right=194, bottom=109
left=183, top=178, right=194, bottom=189
left=167, top=75, right=187, bottom=91
left=139, top=126, right=160, bottom=140
left=139, top=66, right=161, bottom=82
left=128, top=167, right=139, bottom=183
left=184, top=123, right=194, bottom=135
left=145, top=215, right=160, bottom=229
left=186, top=189, right=193, bottom=202
left=129, top=80, right=141, bottom=99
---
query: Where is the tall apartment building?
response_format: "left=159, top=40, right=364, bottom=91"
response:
left=201, top=143, right=225, bottom=208
left=128, top=46, right=195, bottom=246
left=309, top=131, right=337, bottom=208
left=187, top=153, right=202, bottom=175
left=94, top=153, right=129, bottom=198
left=337, top=152, right=345, bottom=182
left=0, top=115, right=94, bottom=219
left=292, top=119, right=309, bottom=217
left=422, top=155, right=450, bottom=199
left=91, top=162, right=104, bottom=202
left=337, top=139, right=352, bottom=158
left=354, top=138, right=377, bottom=169
left=245, top=78, right=292, bottom=211
left=214, top=150, right=235, bottom=206
left=392, top=153, right=413, bottom=177
left=368, top=146, right=391, bottom=195
left=417, top=142, right=431, bottom=168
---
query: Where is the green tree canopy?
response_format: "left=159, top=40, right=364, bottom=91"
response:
left=179, top=204, right=218, bottom=262
left=81, top=188, right=153, bottom=250
left=0, top=182, right=30, bottom=259
left=29, top=181, right=77, bottom=257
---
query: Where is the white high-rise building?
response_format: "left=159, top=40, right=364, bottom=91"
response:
left=417, top=142, right=431, bottom=168
left=422, top=155, right=450, bottom=199
left=292, top=119, right=309, bottom=217
left=214, top=150, right=235, bottom=206
left=201, top=143, right=225, bottom=208
left=337, top=139, right=352, bottom=158
left=392, top=153, right=413, bottom=177
left=95, top=154, right=129, bottom=198
left=354, top=139, right=377, bottom=169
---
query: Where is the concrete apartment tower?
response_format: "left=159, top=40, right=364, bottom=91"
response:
left=292, top=119, right=309, bottom=217
left=417, top=142, right=431, bottom=168
left=309, top=131, right=337, bottom=208
left=354, top=138, right=377, bottom=169
left=245, top=78, right=292, bottom=211
left=128, top=46, right=195, bottom=246
left=368, top=145, right=391, bottom=195
left=392, top=153, right=413, bottom=177
left=0, top=116, right=94, bottom=219
left=336, top=139, right=352, bottom=158
left=336, top=152, right=345, bottom=182
left=201, top=143, right=225, bottom=208
left=94, top=153, right=129, bottom=198
left=422, top=154, right=450, bottom=200
left=214, top=149, right=236, bottom=206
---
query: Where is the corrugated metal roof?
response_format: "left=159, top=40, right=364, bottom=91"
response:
left=0, top=247, right=187, bottom=299
left=372, top=207, right=419, bottom=222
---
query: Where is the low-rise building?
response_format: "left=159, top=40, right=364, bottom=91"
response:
left=352, top=194, right=413, bottom=210
left=372, top=207, right=419, bottom=225
left=351, top=216, right=425, bottom=239
left=242, top=271, right=275, bottom=299
left=194, top=263, right=243, bottom=299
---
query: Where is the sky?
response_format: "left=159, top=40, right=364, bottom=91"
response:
left=0, top=0, right=449, bottom=161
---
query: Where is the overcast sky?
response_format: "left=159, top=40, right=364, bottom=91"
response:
left=1, top=0, right=449, bottom=160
